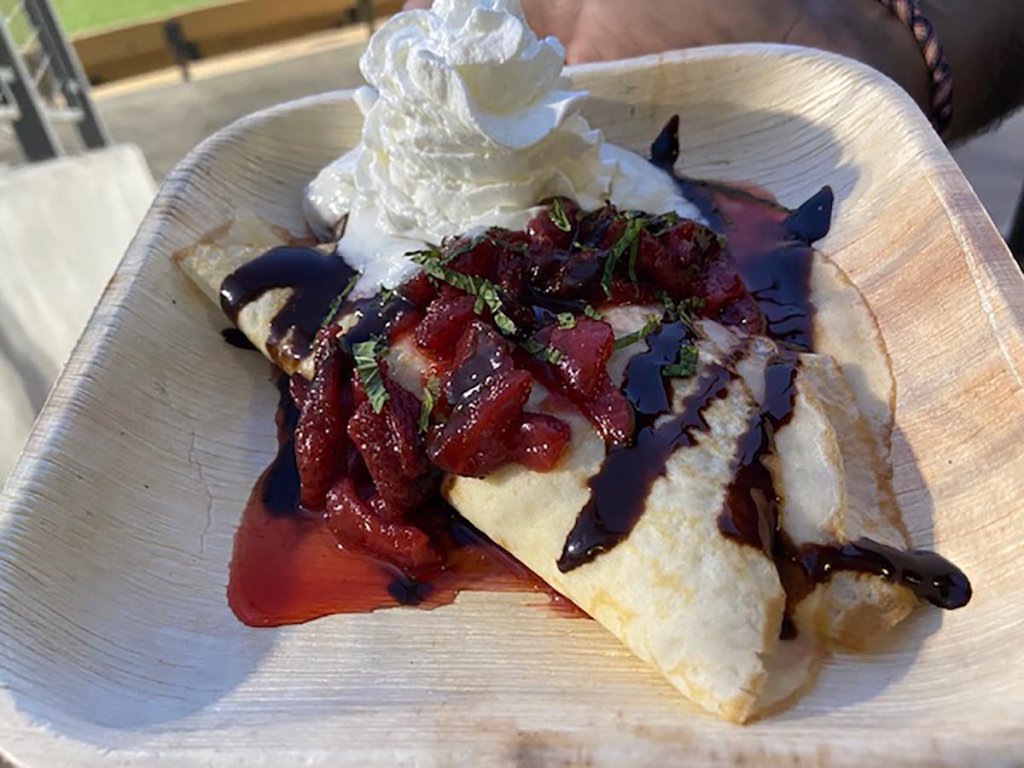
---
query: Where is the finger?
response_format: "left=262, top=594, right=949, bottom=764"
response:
left=403, top=0, right=431, bottom=9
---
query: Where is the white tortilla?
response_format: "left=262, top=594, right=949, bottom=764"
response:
left=701, top=322, right=915, bottom=650
left=446, top=359, right=785, bottom=723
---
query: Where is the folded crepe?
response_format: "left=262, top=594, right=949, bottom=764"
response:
left=174, top=209, right=918, bottom=723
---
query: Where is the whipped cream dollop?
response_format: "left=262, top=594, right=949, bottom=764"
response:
left=305, top=0, right=700, bottom=295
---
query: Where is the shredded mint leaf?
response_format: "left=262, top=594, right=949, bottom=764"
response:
left=353, top=338, right=389, bottom=414
left=557, top=312, right=577, bottom=329
left=419, top=376, right=440, bottom=434
left=648, top=211, right=682, bottom=236
left=678, top=296, right=705, bottom=314
left=661, top=293, right=705, bottom=326
left=583, top=305, right=604, bottom=321
left=549, top=199, right=573, bottom=232
left=492, top=311, right=519, bottom=336
left=444, top=236, right=489, bottom=262
left=627, top=235, right=641, bottom=283
left=320, top=272, right=361, bottom=328
left=408, top=247, right=444, bottom=265
left=663, top=343, right=699, bottom=379
left=521, top=338, right=565, bottom=364
left=676, top=296, right=705, bottom=327
left=692, top=225, right=728, bottom=255
left=613, top=314, right=661, bottom=351
left=659, top=292, right=676, bottom=318
left=322, top=295, right=345, bottom=329
left=410, top=249, right=523, bottom=338
left=494, top=237, right=529, bottom=255
left=521, top=339, right=542, bottom=356
left=601, top=217, right=648, bottom=297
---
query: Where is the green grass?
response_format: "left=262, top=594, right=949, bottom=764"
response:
left=52, top=0, right=216, bottom=35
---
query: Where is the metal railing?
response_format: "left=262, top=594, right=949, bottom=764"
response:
left=0, top=0, right=108, bottom=161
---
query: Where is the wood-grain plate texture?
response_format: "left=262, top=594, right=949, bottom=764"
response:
left=2, top=45, right=1023, bottom=766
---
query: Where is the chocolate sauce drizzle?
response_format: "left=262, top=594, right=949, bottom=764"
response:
left=559, top=117, right=970, bottom=616
left=338, top=293, right=415, bottom=353
left=651, top=115, right=833, bottom=351
left=262, top=373, right=302, bottom=517
left=221, top=327, right=258, bottom=350
left=785, top=537, right=972, bottom=611
left=557, top=321, right=733, bottom=572
left=220, top=245, right=358, bottom=366
left=717, top=358, right=799, bottom=553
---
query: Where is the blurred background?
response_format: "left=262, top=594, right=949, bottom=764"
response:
left=0, top=0, right=1022, bottom=480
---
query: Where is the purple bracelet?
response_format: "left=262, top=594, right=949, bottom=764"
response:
left=876, top=0, right=953, bottom=136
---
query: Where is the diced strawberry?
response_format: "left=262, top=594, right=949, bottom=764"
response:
left=415, top=294, right=478, bottom=358
left=444, top=235, right=502, bottom=281
left=496, top=245, right=528, bottom=298
left=429, top=370, right=534, bottom=477
left=530, top=247, right=603, bottom=298
left=527, top=197, right=580, bottom=249
left=428, top=322, right=537, bottom=477
left=544, top=318, right=615, bottom=400
left=325, top=475, right=441, bottom=572
left=525, top=318, right=633, bottom=446
left=632, top=229, right=696, bottom=298
left=697, top=252, right=749, bottom=311
left=348, top=370, right=433, bottom=513
left=579, top=378, right=635, bottom=446
left=388, top=307, right=422, bottom=342
left=515, top=414, right=571, bottom=471
left=715, top=292, right=766, bottom=335
left=659, top=218, right=716, bottom=259
left=294, top=344, right=351, bottom=510
left=400, top=272, right=437, bottom=308
left=583, top=208, right=624, bottom=250
left=289, top=374, right=309, bottom=410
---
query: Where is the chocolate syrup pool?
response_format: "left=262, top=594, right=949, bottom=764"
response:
left=228, top=374, right=572, bottom=627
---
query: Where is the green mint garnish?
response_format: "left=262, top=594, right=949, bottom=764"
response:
left=648, top=211, right=682, bottom=236
left=627, top=234, right=641, bottom=283
left=663, top=343, right=699, bottom=379
left=352, top=338, right=389, bottom=414
left=419, top=376, right=440, bottom=434
left=613, top=314, right=661, bottom=351
left=320, top=272, right=361, bottom=328
left=602, top=217, right=648, bottom=297
left=492, top=310, right=519, bottom=337
left=410, top=249, right=522, bottom=338
left=661, top=294, right=705, bottom=326
left=550, top=198, right=573, bottom=232
left=521, top=338, right=565, bottom=365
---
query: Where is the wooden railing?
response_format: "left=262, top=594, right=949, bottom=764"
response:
left=74, top=0, right=403, bottom=85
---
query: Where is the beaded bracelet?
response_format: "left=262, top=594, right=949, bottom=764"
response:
left=877, top=0, right=953, bottom=136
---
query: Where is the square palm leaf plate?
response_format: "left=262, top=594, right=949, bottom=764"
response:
left=2, top=45, right=1023, bottom=766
